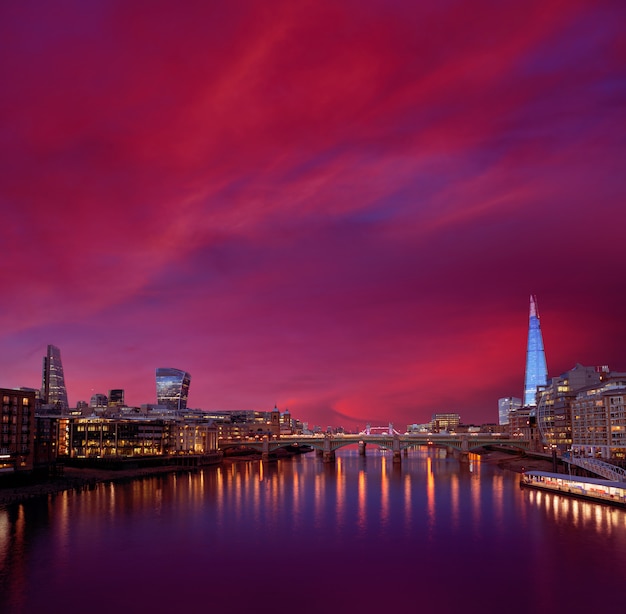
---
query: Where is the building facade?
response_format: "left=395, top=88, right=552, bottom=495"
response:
left=431, top=413, right=460, bottom=432
left=536, top=364, right=604, bottom=451
left=41, top=344, right=69, bottom=411
left=571, top=378, right=626, bottom=460
left=69, top=418, right=170, bottom=457
left=66, top=416, right=218, bottom=458
left=523, top=295, right=548, bottom=407
left=155, top=368, right=191, bottom=411
left=498, top=397, right=522, bottom=426
left=0, top=388, right=35, bottom=474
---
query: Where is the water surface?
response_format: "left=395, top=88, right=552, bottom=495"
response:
left=1, top=449, right=624, bottom=613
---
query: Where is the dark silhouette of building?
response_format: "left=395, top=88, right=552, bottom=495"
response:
left=108, top=389, right=125, bottom=406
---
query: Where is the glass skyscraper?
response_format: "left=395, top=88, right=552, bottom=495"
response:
left=41, top=344, right=69, bottom=410
left=498, top=396, right=522, bottom=425
left=523, top=295, right=548, bottom=406
left=156, top=368, right=191, bottom=411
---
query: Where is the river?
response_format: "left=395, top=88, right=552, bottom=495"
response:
left=1, top=448, right=625, bottom=613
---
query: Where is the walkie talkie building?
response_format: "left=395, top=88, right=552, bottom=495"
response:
left=523, top=295, right=548, bottom=407
left=156, top=368, right=191, bottom=411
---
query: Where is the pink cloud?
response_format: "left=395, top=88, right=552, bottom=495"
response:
left=1, top=1, right=625, bottom=428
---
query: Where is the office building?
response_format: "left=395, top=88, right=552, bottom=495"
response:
left=523, top=295, right=548, bottom=406
left=155, top=368, right=191, bottom=411
left=498, top=397, right=522, bottom=426
left=108, top=389, right=125, bottom=406
left=41, top=344, right=69, bottom=411
left=431, top=413, right=460, bottom=432
left=536, top=364, right=604, bottom=451
left=90, top=393, right=108, bottom=408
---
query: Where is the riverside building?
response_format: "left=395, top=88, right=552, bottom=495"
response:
left=571, top=376, right=626, bottom=460
left=536, top=364, right=607, bottom=451
left=431, top=413, right=460, bottom=432
left=0, top=388, right=35, bottom=474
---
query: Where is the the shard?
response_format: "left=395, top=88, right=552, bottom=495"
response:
left=523, top=295, right=548, bottom=406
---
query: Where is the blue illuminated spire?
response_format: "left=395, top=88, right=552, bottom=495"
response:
left=523, top=295, right=548, bottom=406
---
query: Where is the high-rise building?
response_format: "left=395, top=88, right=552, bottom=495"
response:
left=155, top=368, right=191, bottom=411
left=108, top=389, right=125, bottom=407
left=498, top=397, right=522, bottom=425
left=523, top=295, right=548, bottom=406
left=41, top=344, right=69, bottom=411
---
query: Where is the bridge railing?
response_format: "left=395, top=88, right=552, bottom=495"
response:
left=566, top=455, right=626, bottom=482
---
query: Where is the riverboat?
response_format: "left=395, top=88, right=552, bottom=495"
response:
left=520, top=471, right=626, bottom=508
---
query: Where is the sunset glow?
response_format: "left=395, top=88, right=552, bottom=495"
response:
left=1, top=1, right=625, bottom=429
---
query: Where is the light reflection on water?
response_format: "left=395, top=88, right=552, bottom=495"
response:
left=1, top=448, right=625, bottom=613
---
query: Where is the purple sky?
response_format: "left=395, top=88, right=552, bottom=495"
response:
left=1, top=0, right=625, bottom=430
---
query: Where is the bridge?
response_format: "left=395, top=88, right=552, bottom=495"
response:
left=218, top=433, right=529, bottom=463
left=564, top=454, right=626, bottom=482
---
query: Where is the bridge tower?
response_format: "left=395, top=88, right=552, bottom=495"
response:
left=270, top=406, right=281, bottom=437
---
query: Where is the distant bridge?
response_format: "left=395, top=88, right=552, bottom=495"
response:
left=218, top=433, right=529, bottom=462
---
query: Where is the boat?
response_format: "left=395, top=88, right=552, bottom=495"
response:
left=520, top=470, right=626, bottom=507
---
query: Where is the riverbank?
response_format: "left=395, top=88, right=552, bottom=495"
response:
left=0, top=449, right=310, bottom=506
left=480, top=450, right=555, bottom=473
left=0, top=465, right=199, bottom=507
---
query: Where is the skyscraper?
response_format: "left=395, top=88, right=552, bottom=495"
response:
left=41, top=344, right=69, bottom=410
left=498, top=396, right=522, bottom=425
left=155, top=368, right=191, bottom=411
left=523, top=295, right=548, bottom=406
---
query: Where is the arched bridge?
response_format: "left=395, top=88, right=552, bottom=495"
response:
left=218, top=433, right=529, bottom=463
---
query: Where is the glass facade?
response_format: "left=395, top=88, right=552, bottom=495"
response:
left=156, top=368, right=191, bottom=411
left=523, top=295, right=548, bottom=407
left=498, top=397, right=522, bottom=425
left=41, top=344, right=69, bottom=410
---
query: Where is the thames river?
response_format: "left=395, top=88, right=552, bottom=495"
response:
left=1, top=448, right=625, bottom=613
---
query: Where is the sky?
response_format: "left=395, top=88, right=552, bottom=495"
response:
left=1, top=0, right=625, bottom=430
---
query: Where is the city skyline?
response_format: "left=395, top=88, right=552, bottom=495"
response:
left=1, top=1, right=625, bottom=429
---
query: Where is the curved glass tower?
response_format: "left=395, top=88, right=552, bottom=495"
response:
left=523, top=295, right=548, bottom=406
left=41, top=344, right=69, bottom=410
left=156, top=368, right=191, bottom=411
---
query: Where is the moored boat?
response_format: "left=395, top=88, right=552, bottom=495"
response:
left=520, top=470, right=626, bottom=507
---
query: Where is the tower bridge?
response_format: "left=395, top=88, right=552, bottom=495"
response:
left=218, top=433, right=529, bottom=463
